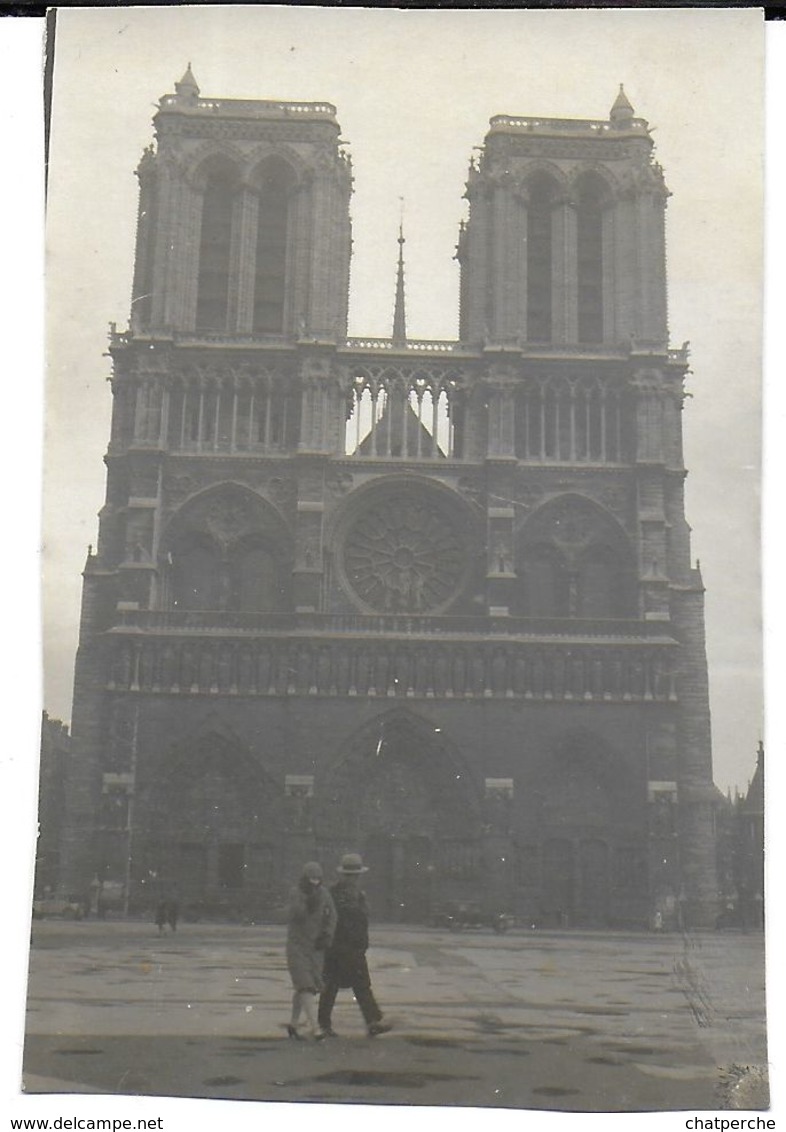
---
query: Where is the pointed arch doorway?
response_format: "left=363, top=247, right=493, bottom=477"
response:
left=318, top=711, right=483, bottom=923
left=137, top=726, right=284, bottom=917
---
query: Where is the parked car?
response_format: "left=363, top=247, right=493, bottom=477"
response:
left=32, top=895, right=85, bottom=920
left=432, top=900, right=512, bottom=933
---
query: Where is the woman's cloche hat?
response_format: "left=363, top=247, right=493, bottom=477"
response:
left=337, top=852, right=369, bottom=874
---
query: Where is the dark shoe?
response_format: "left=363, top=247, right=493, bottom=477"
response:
left=286, top=1024, right=303, bottom=1041
left=315, top=1027, right=338, bottom=1040
left=367, top=1020, right=393, bottom=1037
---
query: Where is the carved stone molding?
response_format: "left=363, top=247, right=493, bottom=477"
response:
left=457, top=476, right=485, bottom=507
left=325, top=470, right=354, bottom=497
left=106, top=634, right=677, bottom=705
left=267, top=476, right=297, bottom=508
left=514, top=484, right=546, bottom=512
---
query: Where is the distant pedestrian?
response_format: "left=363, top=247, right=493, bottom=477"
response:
left=155, top=899, right=168, bottom=934
left=285, top=861, right=336, bottom=1040
left=317, top=853, right=393, bottom=1038
left=154, top=884, right=179, bottom=935
left=88, top=875, right=101, bottom=919
left=166, top=895, right=179, bottom=932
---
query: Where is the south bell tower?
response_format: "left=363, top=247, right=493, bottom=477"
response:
left=132, top=65, right=352, bottom=341
left=62, top=76, right=717, bottom=930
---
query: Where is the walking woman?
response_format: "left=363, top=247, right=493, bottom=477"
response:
left=285, top=861, right=336, bottom=1040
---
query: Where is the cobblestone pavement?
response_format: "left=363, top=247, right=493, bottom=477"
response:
left=21, top=921, right=768, bottom=1113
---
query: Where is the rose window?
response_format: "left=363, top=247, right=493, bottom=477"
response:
left=342, top=490, right=470, bottom=614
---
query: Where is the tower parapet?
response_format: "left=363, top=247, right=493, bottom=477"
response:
left=131, top=70, right=352, bottom=342
left=459, top=89, right=669, bottom=350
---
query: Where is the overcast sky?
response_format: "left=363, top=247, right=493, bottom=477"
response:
left=42, top=5, right=765, bottom=794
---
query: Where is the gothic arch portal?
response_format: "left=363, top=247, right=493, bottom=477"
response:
left=316, top=709, right=484, bottom=922
left=137, top=720, right=284, bottom=915
left=526, top=727, right=644, bottom=927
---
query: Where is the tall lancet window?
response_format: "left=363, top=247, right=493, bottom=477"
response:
left=253, top=162, right=293, bottom=334
left=195, top=167, right=237, bottom=332
left=576, top=175, right=606, bottom=344
left=526, top=176, right=556, bottom=343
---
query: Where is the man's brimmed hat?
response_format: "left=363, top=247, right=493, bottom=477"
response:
left=337, top=852, right=369, bottom=874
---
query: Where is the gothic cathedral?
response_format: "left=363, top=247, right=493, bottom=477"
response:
left=61, top=70, right=718, bottom=929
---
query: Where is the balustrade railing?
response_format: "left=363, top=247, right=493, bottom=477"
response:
left=113, top=607, right=672, bottom=641
left=105, top=632, right=678, bottom=703
left=159, top=96, right=338, bottom=120
left=488, top=114, right=650, bottom=136
left=113, top=327, right=678, bottom=363
left=173, top=332, right=294, bottom=347
left=517, top=342, right=629, bottom=358
left=344, top=338, right=462, bottom=354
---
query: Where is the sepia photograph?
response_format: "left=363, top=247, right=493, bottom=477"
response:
left=4, top=4, right=777, bottom=1125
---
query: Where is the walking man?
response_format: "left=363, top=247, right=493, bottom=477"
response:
left=317, top=853, right=393, bottom=1038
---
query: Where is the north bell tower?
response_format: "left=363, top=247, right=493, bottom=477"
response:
left=458, top=85, right=668, bottom=348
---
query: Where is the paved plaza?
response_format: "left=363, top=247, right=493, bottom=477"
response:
left=22, top=921, right=768, bottom=1112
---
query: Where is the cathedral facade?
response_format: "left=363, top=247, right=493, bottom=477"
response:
left=60, top=70, right=718, bottom=929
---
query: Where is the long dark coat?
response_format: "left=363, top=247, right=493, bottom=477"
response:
left=322, top=879, right=372, bottom=989
left=286, top=882, right=336, bottom=993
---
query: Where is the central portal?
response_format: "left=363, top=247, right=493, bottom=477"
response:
left=318, top=710, right=482, bottom=923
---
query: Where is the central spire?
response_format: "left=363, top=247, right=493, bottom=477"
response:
left=392, top=210, right=407, bottom=346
